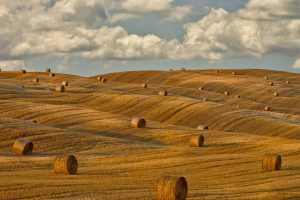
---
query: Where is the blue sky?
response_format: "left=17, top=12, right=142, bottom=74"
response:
left=0, top=0, right=300, bottom=76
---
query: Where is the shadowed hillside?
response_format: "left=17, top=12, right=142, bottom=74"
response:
left=1, top=69, right=300, bottom=199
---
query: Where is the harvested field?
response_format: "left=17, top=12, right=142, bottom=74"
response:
left=1, top=69, right=300, bottom=199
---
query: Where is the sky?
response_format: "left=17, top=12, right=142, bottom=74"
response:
left=0, top=0, right=300, bottom=76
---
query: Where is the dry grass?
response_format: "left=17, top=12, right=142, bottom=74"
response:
left=1, top=69, right=300, bottom=199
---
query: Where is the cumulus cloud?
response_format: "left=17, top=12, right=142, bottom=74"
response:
left=0, top=60, right=26, bottom=71
left=291, top=59, right=300, bottom=69
left=1, top=0, right=300, bottom=66
left=239, top=0, right=300, bottom=20
left=108, top=13, right=137, bottom=24
left=79, top=26, right=180, bottom=59
left=179, top=0, right=300, bottom=60
left=166, top=5, right=192, bottom=21
left=121, top=0, right=173, bottom=13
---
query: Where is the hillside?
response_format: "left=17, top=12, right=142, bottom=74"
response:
left=1, top=69, right=300, bottom=199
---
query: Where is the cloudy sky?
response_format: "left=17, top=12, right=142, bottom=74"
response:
left=0, top=0, right=300, bottom=76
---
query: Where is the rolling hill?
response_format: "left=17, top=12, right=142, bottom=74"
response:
left=1, top=69, right=300, bottom=199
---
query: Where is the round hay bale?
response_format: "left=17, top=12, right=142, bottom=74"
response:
left=25, top=119, right=37, bottom=125
left=156, top=175, right=188, bottom=200
left=62, top=80, right=69, bottom=86
left=97, top=76, right=102, bottom=81
left=142, top=83, right=147, bottom=88
left=262, top=154, right=282, bottom=171
left=131, top=117, right=146, bottom=128
left=54, top=155, right=78, bottom=175
left=269, top=82, right=274, bottom=86
left=101, top=78, right=107, bottom=83
left=285, top=80, right=290, bottom=84
left=199, top=87, right=203, bottom=90
left=189, top=135, right=204, bottom=147
left=274, top=92, right=279, bottom=97
left=21, top=69, right=26, bottom=74
left=197, top=125, right=208, bottom=131
left=235, top=95, right=240, bottom=98
left=224, top=91, right=229, bottom=96
left=159, top=90, right=168, bottom=96
left=12, top=138, right=33, bottom=155
left=32, top=78, right=39, bottom=83
left=264, top=76, right=268, bottom=80
left=236, top=105, right=240, bottom=109
left=55, top=85, right=65, bottom=93
left=264, top=106, right=271, bottom=111
left=203, top=98, right=207, bottom=102
left=216, top=70, right=219, bottom=73
left=46, top=68, right=51, bottom=73
left=49, top=73, right=55, bottom=77
left=232, top=72, right=236, bottom=75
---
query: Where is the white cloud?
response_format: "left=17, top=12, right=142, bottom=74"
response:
left=0, top=5, right=8, bottom=18
left=0, top=60, right=26, bottom=71
left=166, top=5, right=192, bottom=21
left=121, top=0, right=173, bottom=13
left=179, top=0, right=300, bottom=60
left=108, top=13, right=137, bottom=24
left=239, top=0, right=300, bottom=20
left=80, top=26, right=180, bottom=59
left=291, top=59, right=300, bottom=69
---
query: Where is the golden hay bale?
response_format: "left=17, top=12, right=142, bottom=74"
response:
left=101, top=78, right=107, bottom=83
left=197, top=125, right=208, bottom=130
left=25, top=119, right=37, bottom=125
left=55, top=85, right=65, bottom=93
left=62, top=80, right=69, bottom=86
left=264, top=106, right=271, bottom=111
left=232, top=72, right=236, bottom=75
left=12, top=138, right=33, bottom=155
left=285, top=80, right=290, bottom=84
left=199, top=87, right=203, bottom=90
left=46, top=68, right=51, bottom=73
left=189, top=135, right=204, bottom=147
left=97, top=76, right=102, bottom=81
left=159, top=90, right=168, bottom=96
left=274, top=92, right=279, bottom=97
left=142, top=83, right=147, bottom=88
left=54, top=155, right=78, bottom=175
left=49, top=73, right=55, bottom=77
left=235, top=95, right=240, bottom=98
left=203, top=98, right=207, bottom=102
left=131, top=116, right=146, bottom=128
left=269, top=82, right=274, bottom=86
left=264, top=76, right=268, bottom=80
left=262, top=154, right=282, bottom=171
left=216, top=70, right=219, bottom=73
left=156, top=175, right=188, bottom=200
left=21, top=69, right=26, bottom=74
left=32, top=78, right=39, bottom=83
left=224, top=91, right=229, bottom=96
